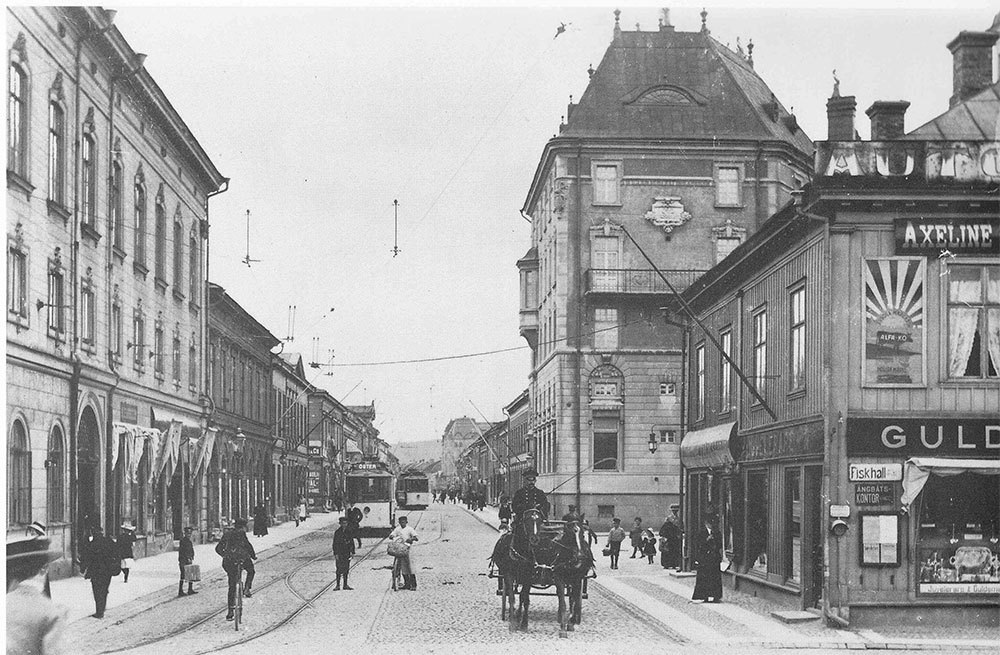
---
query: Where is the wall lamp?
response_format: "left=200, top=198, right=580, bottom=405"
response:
left=648, top=431, right=658, bottom=454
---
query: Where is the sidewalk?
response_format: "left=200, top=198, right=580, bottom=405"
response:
left=462, top=504, right=998, bottom=650
left=52, top=512, right=340, bottom=624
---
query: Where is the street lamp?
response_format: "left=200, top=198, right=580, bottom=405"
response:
left=648, top=430, right=658, bottom=454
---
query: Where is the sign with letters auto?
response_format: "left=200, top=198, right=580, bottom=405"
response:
left=895, top=217, right=999, bottom=255
left=846, top=417, right=1000, bottom=456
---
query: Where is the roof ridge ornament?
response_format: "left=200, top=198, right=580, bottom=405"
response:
left=700, top=7, right=709, bottom=34
left=614, top=8, right=621, bottom=36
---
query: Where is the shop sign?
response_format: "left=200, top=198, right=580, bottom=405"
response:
left=855, top=483, right=895, bottom=505
left=895, top=217, right=999, bottom=255
left=120, top=402, right=138, bottom=424
left=849, top=463, right=902, bottom=482
left=740, top=422, right=823, bottom=462
left=846, top=418, right=1000, bottom=456
left=308, top=446, right=321, bottom=456
left=862, top=257, right=925, bottom=387
left=919, top=583, right=1000, bottom=595
left=830, top=505, right=851, bottom=518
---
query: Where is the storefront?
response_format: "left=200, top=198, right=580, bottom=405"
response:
left=680, top=422, right=737, bottom=573
left=845, top=417, right=1000, bottom=623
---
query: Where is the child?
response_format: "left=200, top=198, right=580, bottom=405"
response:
left=641, top=528, right=658, bottom=564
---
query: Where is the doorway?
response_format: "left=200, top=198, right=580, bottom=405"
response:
left=77, top=407, right=102, bottom=534
left=803, top=465, right=824, bottom=608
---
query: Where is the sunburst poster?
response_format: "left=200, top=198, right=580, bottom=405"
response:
left=863, top=257, right=926, bottom=386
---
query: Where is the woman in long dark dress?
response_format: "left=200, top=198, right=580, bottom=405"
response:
left=691, top=517, right=723, bottom=603
left=252, top=502, right=269, bottom=537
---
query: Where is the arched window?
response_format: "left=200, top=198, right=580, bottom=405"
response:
left=173, top=213, right=184, bottom=296
left=134, top=175, right=147, bottom=265
left=188, top=225, right=199, bottom=304
left=81, top=133, right=96, bottom=227
left=111, top=160, right=124, bottom=251
left=8, top=420, right=31, bottom=525
left=8, top=62, right=28, bottom=177
left=47, top=101, right=65, bottom=204
left=47, top=426, right=65, bottom=522
left=154, top=193, right=166, bottom=282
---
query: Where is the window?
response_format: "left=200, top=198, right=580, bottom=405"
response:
left=746, top=470, right=768, bottom=575
left=8, top=63, right=27, bottom=177
left=111, top=301, right=122, bottom=361
left=172, top=333, right=181, bottom=386
left=752, top=308, right=767, bottom=401
left=594, top=308, right=618, bottom=349
left=695, top=343, right=705, bottom=421
left=659, top=382, right=675, bottom=396
left=47, top=426, right=64, bottom=523
left=81, top=134, right=96, bottom=227
left=111, top=162, right=123, bottom=251
left=47, top=261, right=65, bottom=336
left=592, top=163, right=620, bottom=205
left=947, top=263, right=999, bottom=379
left=154, top=323, right=165, bottom=379
left=81, top=282, right=95, bottom=347
left=720, top=329, right=732, bottom=412
left=659, top=429, right=676, bottom=444
left=789, top=286, right=806, bottom=390
left=132, top=309, right=145, bottom=371
left=189, top=340, right=197, bottom=391
left=154, top=198, right=166, bottom=283
left=592, top=410, right=619, bottom=470
left=591, top=234, right=620, bottom=291
left=134, top=178, right=147, bottom=265
left=47, top=101, right=65, bottom=205
left=9, top=420, right=31, bottom=525
left=7, top=240, right=27, bottom=320
left=715, top=165, right=741, bottom=206
left=188, top=227, right=199, bottom=303
left=786, top=468, right=802, bottom=583
left=173, top=216, right=184, bottom=296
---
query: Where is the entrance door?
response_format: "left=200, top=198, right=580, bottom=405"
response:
left=803, top=465, right=824, bottom=608
left=77, top=407, right=102, bottom=533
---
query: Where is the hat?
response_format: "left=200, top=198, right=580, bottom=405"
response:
left=669, top=504, right=680, bottom=510
left=121, top=522, right=136, bottom=531
left=183, top=526, right=194, bottom=532
left=26, top=521, right=47, bottom=536
left=612, top=517, right=621, bottom=523
left=523, top=468, right=538, bottom=479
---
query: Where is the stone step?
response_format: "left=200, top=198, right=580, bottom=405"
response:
left=770, top=610, right=822, bottom=623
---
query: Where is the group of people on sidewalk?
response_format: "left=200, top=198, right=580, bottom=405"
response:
left=602, top=505, right=683, bottom=571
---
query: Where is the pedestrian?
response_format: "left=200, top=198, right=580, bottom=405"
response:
left=660, top=504, right=684, bottom=569
left=80, top=525, right=120, bottom=619
left=561, top=504, right=581, bottom=523
left=691, top=517, right=723, bottom=603
left=331, top=517, right=355, bottom=590
left=606, top=518, right=626, bottom=570
left=388, top=515, right=419, bottom=591
left=347, top=506, right=364, bottom=548
left=6, top=534, right=66, bottom=654
left=215, top=518, right=257, bottom=620
left=297, top=497, right=307, bottom=526
left=116, top=522, right=136, bottom=583
left=252, top=501, right=269, bottom=537
left=178, top=526, right=196, bottom=597
left=629, top=517, right=643, bottom=558
left=497, top=496, right=512, bottom=524
left=581, top=516, right=597, bottom=546
left=641, top=528, right=657, bottom=563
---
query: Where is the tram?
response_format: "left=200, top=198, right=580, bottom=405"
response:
left=345, top=459, right=395, bottom=535
left=396, top=470, right=430, bottom=509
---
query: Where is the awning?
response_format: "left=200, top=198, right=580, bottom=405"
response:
left=680, top=422, right=737, bottom=470
left=900, top=457, right=1000, bottom=508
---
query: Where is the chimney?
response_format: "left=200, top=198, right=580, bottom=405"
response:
left=866, top=101, right=910, bottom=139
left=827, top=95, right=857, bottom=141
left=946, top=30, right=999, bottom=107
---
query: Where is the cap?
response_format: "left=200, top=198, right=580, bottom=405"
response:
left=26, top=521, right=47, bottom=536
left=669, top=503, right=680, bottom=510
left=523, top=468, right=538, bottom=478
left=183, top=526, right=194, bottom=532
left=612, top=517, right=621, bottom=523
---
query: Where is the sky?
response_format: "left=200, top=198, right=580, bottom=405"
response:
left=102, top=1, right=995, bottom=445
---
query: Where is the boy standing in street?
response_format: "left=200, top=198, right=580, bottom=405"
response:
left=606, top=518, right=627, bottom=570
left=178, top=526, right=196, bottom=596
left=332, top=516, right=355, bottom=590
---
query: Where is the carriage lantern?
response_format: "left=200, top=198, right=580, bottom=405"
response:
left=648, top=431, right=658, bottom=454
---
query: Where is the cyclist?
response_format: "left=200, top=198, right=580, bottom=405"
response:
left=215, top=517, right=257, bottom=621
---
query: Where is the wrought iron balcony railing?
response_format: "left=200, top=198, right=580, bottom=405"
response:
left=585, top=269, right=707, bottom=295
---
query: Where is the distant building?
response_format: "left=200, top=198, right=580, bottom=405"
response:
left=440, top=416, right=491, bottom=483
left=678, top=20, right=999, bottom=624
left=517, top=9, right=812, bottom=528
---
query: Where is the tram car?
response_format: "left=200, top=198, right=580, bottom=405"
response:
left=345, top=459, right=395, bottom=535
left=396, top=470, right=430, bottom=509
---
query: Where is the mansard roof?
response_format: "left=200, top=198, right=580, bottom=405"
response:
left=561, top=26, right=813, bottom=154
left=904, top=81, right=1000, bottom=141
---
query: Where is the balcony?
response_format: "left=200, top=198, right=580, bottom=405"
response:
left=585, top=269, right=707, bottom=296
left=519, top=309, right=538, bottom=349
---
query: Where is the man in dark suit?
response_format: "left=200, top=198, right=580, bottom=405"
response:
left=215, top=518, right=257, bottom=620
left=331, top=516, right=356, bottom=590
left=511, top=468, right=550, bottom=522
left=80, top=525, right=119, bottom=619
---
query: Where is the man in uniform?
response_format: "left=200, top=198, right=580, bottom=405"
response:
left=510, top=468, right=550, bottom=523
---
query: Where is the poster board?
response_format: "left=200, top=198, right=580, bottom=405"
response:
left=860, top=513, right=900, bottom=567
left=861, top=257, right=926, bottom=387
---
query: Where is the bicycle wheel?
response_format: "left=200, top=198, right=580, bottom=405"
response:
left=234, top=577, right=243, bottom=631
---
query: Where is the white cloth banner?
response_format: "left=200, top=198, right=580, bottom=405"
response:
left=900, top=457, right=1000, bottom=507
left=194, top=427, right=218, bottom=480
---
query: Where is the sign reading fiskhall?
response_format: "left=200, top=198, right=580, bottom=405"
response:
left=847, top=418, right=1000, bottom=456
left=895, top=217, right=999, bottom=255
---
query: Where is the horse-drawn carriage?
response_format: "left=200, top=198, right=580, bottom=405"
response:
left=489, top=508, right=596, bottom=637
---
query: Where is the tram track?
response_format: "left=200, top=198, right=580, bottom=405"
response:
left=90, top=510, right=426, bottom=655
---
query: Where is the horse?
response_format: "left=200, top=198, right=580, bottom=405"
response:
left=489, top=507, right=546, bottom=632
left=551, top=520, right=594, bottom=637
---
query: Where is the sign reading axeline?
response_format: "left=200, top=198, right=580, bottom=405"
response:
left=895, top=217, right=999, bottom=255
left=849, top=463, right=903, bottom=481
left=846, top=418, right=1000, bottom=456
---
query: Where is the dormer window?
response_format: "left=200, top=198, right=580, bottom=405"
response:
left=624, top=84, right=705, bottom=107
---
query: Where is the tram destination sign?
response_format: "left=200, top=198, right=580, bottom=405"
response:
left=895, top=217, right=998, bottom=255
left=846, top=417, right=1000, bottom=456
left=855, top=483, right=895, bottom=505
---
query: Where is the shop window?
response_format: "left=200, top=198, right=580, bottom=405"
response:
left=946, top=263, right=999, bottom=379
left=746, top=470, right=768, bottom=575
left=785, top=468, right=802, bottom=584
left=592, top=410, right=620, bottom=470
left=720, top=477, right=734, bottom=556
left=916, top=472, right=999, bottom=594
